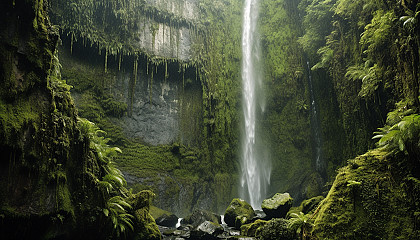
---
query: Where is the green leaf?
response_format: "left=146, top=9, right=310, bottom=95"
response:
left=103, top=208, right=109, bottom=217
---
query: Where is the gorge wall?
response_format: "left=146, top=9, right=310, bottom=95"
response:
left=51, top=0, right=420, bottom=217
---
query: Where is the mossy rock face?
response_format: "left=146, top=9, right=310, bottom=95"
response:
left=224, top=198, right=255, bottom=229
left=255, top=218, right=295, bottom=240
left=301, top=195, right=324, bottom=214
left=262, top=193, right=293, bottom=219
left=134, top=208, right=162, bottom=240
left=240, top=219, right=268, bottom=237
left=312, top=150, right=419, bottom=239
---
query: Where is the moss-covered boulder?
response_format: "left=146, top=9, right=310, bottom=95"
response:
left=134, top=208, right=162, bottom=240
left=255, top=218, right=295, bottom=240
left=240, top=219, right=268, bottom=237
left=224, top=198, right=255, bottom=229
left=129, top=190, right=161, bottom=240
left=262, top=193, right=293, bottom=219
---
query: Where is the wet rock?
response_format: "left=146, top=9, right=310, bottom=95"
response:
left=190, top=221, right=224, bottom=240
left=252, top=210, right=268, bottom=221
left=261, top=193, right=293, bottom=219
left=156, top=213, right=179, bottom=228
left=224, top=199, right=255, bottom=229
left=181, top=209, right=221, bottom=228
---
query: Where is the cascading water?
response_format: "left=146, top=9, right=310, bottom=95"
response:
left=307, top=62, right=324, bottom=176
left=240, top=0, right=270, bottom=209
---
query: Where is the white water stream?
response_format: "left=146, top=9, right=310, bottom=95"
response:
left=240, top=0, right=270, bottom=209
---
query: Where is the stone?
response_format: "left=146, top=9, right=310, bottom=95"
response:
left=261, top=193, right=293, bottom=219
left=150, top=206, right=179, bottom=227
left=255, top=218, right=295, bottom=240
left=190, top=221, right=224, bottom=240
left=224, top=198, right=255, bottom=229
left=181, top=209, right=221, bottom=228
left=252, top=209, right=268, bottom=221
left=155, top=213, right=179, bottom=228
left=240, top=219, right=268, bottom=237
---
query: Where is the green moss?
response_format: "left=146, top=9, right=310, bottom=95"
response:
left=134, top=208, right=161, bottom=240
left=312, top=149, right=416, bottom=239
left=224, top=198, right=255, bottom=229
left=240, top=219, right=268, bottom=237
left=0, top=97, right=40, bottom=145
left=149, top=206, right=173, bottom=220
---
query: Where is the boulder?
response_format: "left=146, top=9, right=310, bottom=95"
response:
left=181, top=209, right=220, bottom=228
left=255, top=218, right=295, bottom=240
left=224, top=198, right=256, bottom=229
left=150, top=206, right=178, bottom=228
left=190, top=221, right=224, bottom=240
left=261, top=193, right=293, bottom=219
left=240, top=219, right=268, bottom=237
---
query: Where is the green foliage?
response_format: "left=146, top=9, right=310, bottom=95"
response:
left=288, top=212, right=314, bottom=239
left=298, top=0, right=336, bottom=57
left=360, top=10, right=395, bottom=59
left=345, top=63, right=381, bottom=99
left=373, top=114, right=420, bottom=156
left=104, top=195, right=134, bottom=237
left=77, top=117, right=135, bottom=237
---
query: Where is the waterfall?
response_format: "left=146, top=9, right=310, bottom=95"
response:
left=240, top=0, right=270, bottom=209
left=307, top=62, right=324, bottom=176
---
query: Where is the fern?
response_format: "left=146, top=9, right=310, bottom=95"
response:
left=77, top=117, right=134, bottom=236
left=288, top=212, right=314, bottom=239
left=373, top=114, right=420, bottom=156
left=105, top=196, right=134, bottom=237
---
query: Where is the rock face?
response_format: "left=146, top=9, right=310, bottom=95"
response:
left=104, top=63, right=202, bottom=146
left=224, top=199, right=255, bottom=229
left=261, top=193, right=293, bottom=219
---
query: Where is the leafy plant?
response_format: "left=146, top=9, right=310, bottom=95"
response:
left=288, top=212, right=314, bottom=240
left=77, top=117, right=134, bottom=236
left=345, top=62, right=380, bottom=99
left=373, top=114, right=420, bottom=157
left=104, top=195, right=134, bottom=238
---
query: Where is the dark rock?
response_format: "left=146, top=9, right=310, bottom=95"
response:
left=181, top=209, right=221, bottom=228
left=261, top=193, right=293, bottom=219
left=224, top=198, right=255, bottom=229
left=155, top=213, right=179, bottom=228
left=190, top=221, right=224, bottom=240
left=150, top=206, right=179, bottom=227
